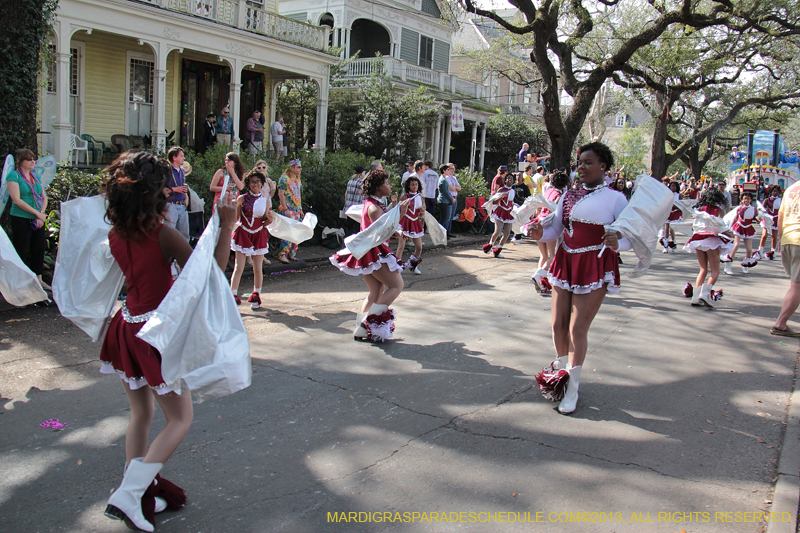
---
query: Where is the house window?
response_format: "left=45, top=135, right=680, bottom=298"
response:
left=70, top=48, right=79, bottom=96
left=508, top=83, right=517, bottom=104
left=419, top=36, right=433, bottom=69
left=46, top=44, right=56, bottom=93
left=523, top=86, right=532, bottom=104
left=129, top=58, right=154, bottom=104
left=615, top=114, right=628, bottom=127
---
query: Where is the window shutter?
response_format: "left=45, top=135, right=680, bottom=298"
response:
left=433, top=40, right=449, bottom=73
left=400, top=28, right=419, bottom=64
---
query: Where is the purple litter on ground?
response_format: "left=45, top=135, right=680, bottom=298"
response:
left=40, top=418, right=67, bottom=429
left=271, top=269, right=297, bottom=275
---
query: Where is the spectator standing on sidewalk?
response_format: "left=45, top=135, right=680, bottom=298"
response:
left=246, top=110, right=265, bottom=154
left=216, top=107, right=234, bottom=146
left=437, top=163, right=457, bottom=238
left=421, top=160, right=438, bottom=217
left=771, top=179, right=800, bottom=336
left=271, top=116, right=286, bottom=159
left=164, top=146, right=190, bottom=241
left=343, top=166, right=366, bottom=235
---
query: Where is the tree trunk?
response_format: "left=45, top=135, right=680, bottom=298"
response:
left=650, top=92, right=672, bottom=179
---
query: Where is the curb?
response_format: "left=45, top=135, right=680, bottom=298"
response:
left=767, top=352, right=800, bottom=533
left=259, top=233, right=489, bottom=275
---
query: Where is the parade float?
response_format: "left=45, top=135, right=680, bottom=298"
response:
left=727, top=130, right=799, bottom=192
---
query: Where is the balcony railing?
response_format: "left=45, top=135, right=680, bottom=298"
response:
left=342, top=57, right=497, bottom=105
left=135, top=0, right=331, bottom=53
left=500, top=102, right=544, bottom=116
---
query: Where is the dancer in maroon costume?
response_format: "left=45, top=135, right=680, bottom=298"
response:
left=230, top=170, right=274, bottom=309
left=758, top=185, right=782, bottom=260
left=100, top=152, right=237, bottom=532
left=396, top=175, right=426, bottom=274
left=682, top=187, right=731, bottom=307
left=727, top=192, right=759, bottom=273
left=527, top=142, right=629, bottom=414
left=330, top=170, right=410, bottom=342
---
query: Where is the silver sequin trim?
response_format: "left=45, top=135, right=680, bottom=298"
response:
left=121, top=302, right=155, bottom=323
left=239, top=224, right=265, bottom=234
left=561, top=242, right=604, bottom=254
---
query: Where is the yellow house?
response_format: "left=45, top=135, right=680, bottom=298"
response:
left=42, top=0, right=339, bottom=161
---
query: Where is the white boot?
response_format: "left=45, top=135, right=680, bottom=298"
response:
left=531, top=268, right=549, bottom=293
left=105, top=458, right=163, bottom=532
left=723, top=263, right=733, bottom=275
left=552, top=356, right=568, bottom=370
left=353, top=312, right=368, bottom=341
left=691, top=286, right=702, bottom=306
left=558, top=364, right=582, bottom=414
left=123, top=459, right=167, bottom=513
left=698, top=284, right=714, bottom=307
left=364, top=304, right=394, bottom=342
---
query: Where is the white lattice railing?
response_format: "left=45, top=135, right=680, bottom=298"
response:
left=245, top=7, right=326, bottom=50
left=166, top=0, right=236, bottom=26
left=136, top=0, right=329, bottom=52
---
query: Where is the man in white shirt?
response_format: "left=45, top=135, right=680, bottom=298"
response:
left=271, top=116, right=286, bottom=159
left=421, top=159, right=439, bottom=216
left=401, top=161, right=415, bottom=186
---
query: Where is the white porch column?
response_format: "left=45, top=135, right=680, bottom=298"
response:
left=418, top=128, right=425, bottom=158
left=151, top=42, right=170, bottom=153
left=443, top=116, right=452, bottom=164
left=314, top=74, right=329, bottom=152
left=269, top=78, right=281, bottom=124
left=469, top=121, right=478, bottom=173
left=433, top=115, right=442, bottom=165
left=53, top=25, right=72, bottom=163
left=478, top=122, right=487, bottom=174
left=228, top=58, right=244, bottom=147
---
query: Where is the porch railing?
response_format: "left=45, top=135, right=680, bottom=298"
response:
left=343, top=57, right=494, bottom=104
left=134, top=0, right=331, bottom=53
left=500, top=102, right=544, bottom=116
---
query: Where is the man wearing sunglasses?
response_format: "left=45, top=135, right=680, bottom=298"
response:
left=216, top=107, right=234, bottom=146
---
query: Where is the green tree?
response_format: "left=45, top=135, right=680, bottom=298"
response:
left=460, top=0, right=800, bottom=171
left=0, top=0, right=58, bottom=156
left=276, top=79, right=318, bottom=151
left=615, top=122, right=649, bottom=177
left=486, top=113, right=547, bottom=167
left=329, top=57, right=441, bottom=163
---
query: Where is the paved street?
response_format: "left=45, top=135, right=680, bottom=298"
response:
left=1, top=236, right=798, bottom=532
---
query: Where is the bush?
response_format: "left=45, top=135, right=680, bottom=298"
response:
left=455, top=168, right=490, bottom=199
left=46, top=166, right=103, bottom=207
left=301, top=150, right=372, bottom=230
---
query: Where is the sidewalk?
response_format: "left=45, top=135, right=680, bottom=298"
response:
left=258, top=229, right=489, bottom=275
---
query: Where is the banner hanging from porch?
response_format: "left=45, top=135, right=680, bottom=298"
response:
left=451, top=102, right=464, bottom=132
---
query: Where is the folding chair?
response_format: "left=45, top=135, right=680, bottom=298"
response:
left=475, top=196, right=492, bottom=234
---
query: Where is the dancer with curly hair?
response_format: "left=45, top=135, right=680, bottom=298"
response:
left=330, top=170, right=410, bottom=342
left=100, top=152, right=237, bottom=531
left=526, top=142, right=629, bottom=414
left=682, top=187, right=731, bottom=307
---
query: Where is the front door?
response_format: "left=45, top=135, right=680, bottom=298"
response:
left=180, top=59, right=230, bottom=150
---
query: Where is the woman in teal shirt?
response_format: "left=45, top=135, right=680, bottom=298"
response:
left=6, top=148, right=49, bottom=289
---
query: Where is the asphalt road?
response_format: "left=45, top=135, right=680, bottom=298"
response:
left=0, top=237, right=797, bottom=533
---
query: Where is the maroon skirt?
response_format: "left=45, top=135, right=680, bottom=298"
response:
left=231, top=225, right=269, bottom=255
left=330, top=243, right=404, bottom=276
left=99, top=310, right=172, bottom=394
left=548, top=221, right=620, bottom=294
